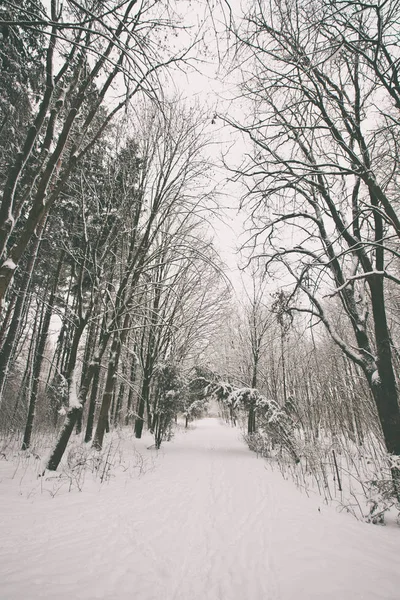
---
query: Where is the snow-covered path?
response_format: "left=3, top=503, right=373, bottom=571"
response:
left=1, top=418, right=399, bottom=599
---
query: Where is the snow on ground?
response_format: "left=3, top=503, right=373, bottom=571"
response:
left=0, top=418, right=399, bottom=600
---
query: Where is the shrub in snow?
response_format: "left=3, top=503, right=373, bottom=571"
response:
left=152, top=362, right=185, bottom=449
left=182, top=398, right=208, bottom=427
left=229, top=387, right=259, bottom=410
left=46, top=373, right=69, bottom=424
left=181, top=374, right=213, bottom=427
left=365, top=455, right=400, bottom=524
left=241, top=390, right=299, bottom=463
left=210, top=382, right=236, bottom=423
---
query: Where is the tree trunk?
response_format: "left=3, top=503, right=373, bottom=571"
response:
left=92, top=314, right=130, bottom=449
left=11, top=300, right=39, bottom=429
left=369, top=376, right=400, bottom=455
left=46, top=327, right=111, bottom=471
left=58, top=318, right=87, bottom=436
left=46, top=277, right=117, bottom=470
left=110, top=387, right=116, bottom=425
left=21, top=296, right=47, bottom=450
left=135, top=333, right=156, bottom=439
left=46, top=358, right=101, bottom=470
left=247, top=405, right=256, bottom=434
left=46, top=406, right=83, bottom=471
left=368, top=279, right=400, bottom=455
left=0, top=293, right=16, bottom=351
left=114, top=375, right=125, bottom=426
left=47, top=274, right=73, bottom=387
left=21, top=264, right=60, bottom=449
left=281, top=328, right=287, bottom=406
left=60, top=294, right=79, bottom=375
left=134, top=372, right=151, bottom=439
left=0, top=228, right=46, bottom=405
left=125, top=356, right=136, bottom=426
left=75, top=408, right=83, bottom=436
left=92, top=338, right=121, bottom=450
left=84, top=362, right=101, bottom=443
left=76, top=317, right=98, bottom=435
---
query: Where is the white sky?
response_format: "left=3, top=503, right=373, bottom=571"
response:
left=160, top=3, right=257, bottom=297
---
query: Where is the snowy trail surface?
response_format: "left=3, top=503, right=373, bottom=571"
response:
left=1, top=418, right=399, bottom=600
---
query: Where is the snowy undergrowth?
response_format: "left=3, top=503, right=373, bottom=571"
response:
left=243, top=427, right=400, bottom=526
left=0, top=427, right=160, bottom=499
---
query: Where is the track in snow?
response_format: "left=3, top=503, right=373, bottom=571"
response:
left=1, top=418, right=399, bottom=600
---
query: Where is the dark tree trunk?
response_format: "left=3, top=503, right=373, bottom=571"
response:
left=11, top=300, right=39, bottom=428
left=134, top=372, right=151, bottom=439
left=46, top=322, right=112, bottom=471
left=368, top=278, right=400, bottom=456
left=125, top=356, right=136, bottom=426
left=60, top=294, right=79, bottom=375
left=83, top=314, right=106, bottom=442
left=92, top=314, right=129, bottom=449
left=84, top=362, right=101, bottom=442
left=249, top=363, right=258, bottom=435
left=59, top=318, right=87, bottom=435
left=46, top=406, right=83, bottom=471
left=75, top=409, right=83, bottom=435
left=0, top=229, right=46, bottom=403
left=114, top=375, right=125, bottom=426
left=0, top=293, right=16, bottom=351
left=22, top=262, right=60, bottom=449
left=135, top=333, right=156, bottom=439
left=247, top=406, right=256, bottom=434
left=75, top=317, right=98, bottom=435
left=0, top=285, right=30, bottom=402
left=21, top=296, right=47, bottom=450
left=281, top=329, right=287, bottom=405
left=110, top=387, right=116, bottom=425
left=92, top=338, right=120, bottom=450
left=369, top=376, right=400, bottom=455
left=46, top=356, right=102, bottom=470
left=135, top=281, right=161, bottom=439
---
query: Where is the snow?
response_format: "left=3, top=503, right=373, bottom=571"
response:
left=1, top=418, right=399, bottom=600
left=1, top=258, right=17, bottom=271
left=371, top=370, right=381, bottom=386
left=68, top=369, right=82, bottom=408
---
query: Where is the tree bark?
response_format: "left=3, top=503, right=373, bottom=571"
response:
left=125, top=356, right=136, bottom=426
left=46, top=406, right=83, bottom=471
left=0, top=226, right=46, bottom=405
left=84, top=362, right=101, bottom=443
left=134, top=372, right=151, bottom=439
left=92, top=314, right=130, bottom=449
left=76, top=317, right=98, bottom=434
left=92, top=337, right=120, bottom=450
left=247, top=406, right=256, bottom=434
left=46, top=324, right=111, bottom=470
left=114, top=374, right=125, bottom=426
left=21, top=294, right=48, bottom=450
left=21, top=259, right=61, bottom=450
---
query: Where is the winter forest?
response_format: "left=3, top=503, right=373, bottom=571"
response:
left=1, top=0, right=400, bottom=598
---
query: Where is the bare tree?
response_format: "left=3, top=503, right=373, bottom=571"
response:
left=225, top=0, right=400, bottom=481
left=235, top=267, right=273, bottom=432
